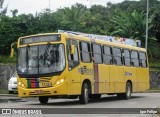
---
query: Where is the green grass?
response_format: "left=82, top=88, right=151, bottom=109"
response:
left=0, top=89, right=8, bottom=94
left=0, top=55, right=16, bottom=64
left=149, top=59, right=160, bottom=68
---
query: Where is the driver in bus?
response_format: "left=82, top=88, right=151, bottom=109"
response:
left=45, top=46, right=59, bottom=66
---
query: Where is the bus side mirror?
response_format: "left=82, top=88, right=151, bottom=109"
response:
left=70, top=45, right=75, bottom=55
left=10, top=42, right=17, bottom=57
left=10, top=48, right=14, bottom=57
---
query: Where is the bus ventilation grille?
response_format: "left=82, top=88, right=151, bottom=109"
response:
left=29, top=91, right=51, bottom=96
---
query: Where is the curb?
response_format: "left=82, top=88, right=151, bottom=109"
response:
left=0, top=94, right=18, bottom=97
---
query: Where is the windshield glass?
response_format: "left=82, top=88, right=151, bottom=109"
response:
left=17, top=44, right=65, bottom=75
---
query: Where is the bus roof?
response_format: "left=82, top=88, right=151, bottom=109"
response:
left=62, top=33, right=146, bottom=52
left=18, top=33, right=146, bottom=52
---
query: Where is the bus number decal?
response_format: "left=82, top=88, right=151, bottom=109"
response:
left=42, top=82, right=52, bottom=87
left=78, top=66, right=93, bottom=75
left=125, top=72, right=132, bottom=76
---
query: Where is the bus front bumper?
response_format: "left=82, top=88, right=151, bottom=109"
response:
left=18, top=82, right=68, bottom=97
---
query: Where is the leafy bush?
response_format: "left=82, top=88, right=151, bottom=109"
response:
left=0, top=56, right=16, bottom=64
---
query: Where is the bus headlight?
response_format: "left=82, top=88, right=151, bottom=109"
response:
left=22, top=84, right=25, bottom=87
left=56, top=79, right=64, bottom=85
left=18, top=82, right=25, bottom=87
left=60, top=79, right=64, bottom=83
left=56, top=81, right=60, bottom=85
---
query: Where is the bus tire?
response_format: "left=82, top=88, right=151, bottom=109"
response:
left=124, top=82, right=132, bottom=99
left=89, top=94, right=101, bottom=100
left=117, top=82, right=132, bottom=100
left=79, top=83, right=89, bottom=104
left=39, top=96, right=49, bottom=104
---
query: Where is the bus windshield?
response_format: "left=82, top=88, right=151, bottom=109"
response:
left=17, top=44, right=65, bottom=75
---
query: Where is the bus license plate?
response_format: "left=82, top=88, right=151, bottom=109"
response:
left=35, top=90, right=43, bottom=94
left=42, top=82, right=52, bottom=87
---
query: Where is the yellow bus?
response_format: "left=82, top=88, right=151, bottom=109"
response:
left=16, top=32, right=149, bottom=104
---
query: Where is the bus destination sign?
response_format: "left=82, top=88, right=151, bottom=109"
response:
left=20, top=34, right=61, bottom=45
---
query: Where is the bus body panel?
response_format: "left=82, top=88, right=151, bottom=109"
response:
left=98, top=64, right=110, bottom=93
left=79, top=62, right=94, bottom=93
left=115, top=66, right=125, bottom=93
left=124, top=67, right=138, bottom=92
left=69, top=64, right=81, bottom=95
left=109, top=65, right=116, bottom=93
left=137, top=68, right=150, bottom=91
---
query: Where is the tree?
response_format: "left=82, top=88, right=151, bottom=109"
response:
left=55, top=3, right=88, bottom=31
left=11, top=9, right=18, bottom=17
left=109, top=0, right=160, bottom=43
left=38, top=9, right=59, bottom=33
left=0, top=1, right=160, bottom=57
left=0, top=0, right=7, bottom=15
left=110, top=9, right=158, bottom=58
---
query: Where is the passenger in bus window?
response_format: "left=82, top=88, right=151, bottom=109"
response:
left=28, top=56, right=38, bottom=68
left=113, top=58, right=117, bottom=64
left=92, top=57, right=95, bottom=63
left=39, top=55, right=45, bottom=67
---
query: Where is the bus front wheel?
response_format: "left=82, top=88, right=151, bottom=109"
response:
left=39, top=96, right=49, bottom=104
left=79, top=83, right=89, bottom=104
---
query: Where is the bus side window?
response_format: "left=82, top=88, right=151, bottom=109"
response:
left=79, top=42, right=91, bottom=63
left=139, top=52, right=147, bottom=68
left=123, top=49, right=131, bottom=66
left=102, top=46, right=113, bottom=64
left=67, top=40, right=79, bottom=70
left=131, top=51, right=139, bottom=67
left=92, top=44, right=102, bottom=64
left=113, top=47, right=123, bottom=66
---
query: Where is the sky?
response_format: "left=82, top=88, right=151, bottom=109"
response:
left=2, top=0, right=128, bottom=16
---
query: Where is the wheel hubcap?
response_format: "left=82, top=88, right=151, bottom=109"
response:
left=85, top=88, right=88, bottom=100
left=127, top=86, right=131, bottom=97
left=84, top=87, right=88, bottom=102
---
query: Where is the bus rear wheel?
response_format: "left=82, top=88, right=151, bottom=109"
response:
left=117, top=82, right=132, bottom=100
left=39, top=96, right=49, bottom=104
left=79, top=83, right=89, bottom=104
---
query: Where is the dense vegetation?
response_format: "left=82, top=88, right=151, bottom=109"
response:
left=0, top=0, right=160, bottom=60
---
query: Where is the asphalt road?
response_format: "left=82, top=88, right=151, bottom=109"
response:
left=0, top=93, right=160, bottom=116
